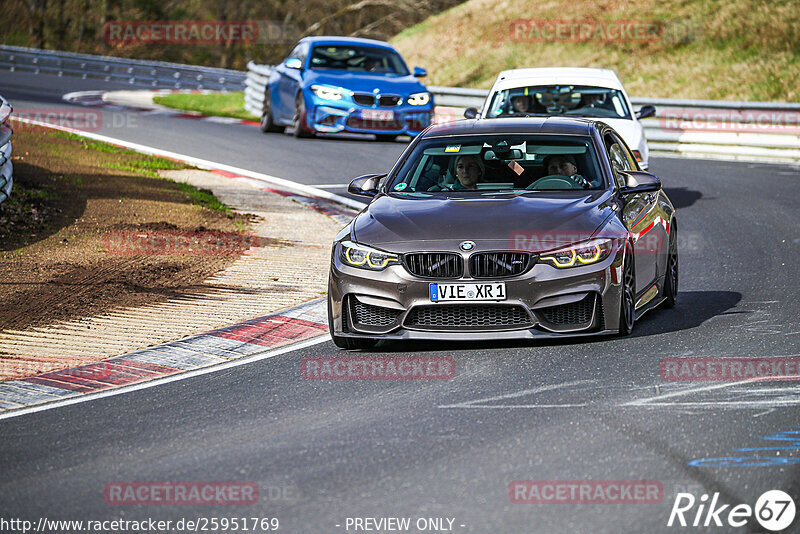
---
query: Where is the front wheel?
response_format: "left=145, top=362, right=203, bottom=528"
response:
left=293, top=93, right=314, bottom=138
left=260, top=90, right=285, bottom=133
left=618, top=248, right=636, bottom=336
left=662, top=223, right=679, bottom=308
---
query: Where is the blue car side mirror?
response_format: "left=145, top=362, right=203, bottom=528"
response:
left=284, top=58, right=303, bottom=70
left=413, top=66, right=427, bottom=78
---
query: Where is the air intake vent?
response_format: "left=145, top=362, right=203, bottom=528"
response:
left=404, top=253, right=463, bottom=278
left=538, top=294, right=595, bottom=326
left=405, top=305, right=531, bottom=330
left=470, top=252, right=533, bottom=278
left=349, top=298, right=401, bottom=328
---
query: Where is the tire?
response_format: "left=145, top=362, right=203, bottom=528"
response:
left=662, top=222, right=679, bottom=309
left=293, top=93, right=314, bottom=138
left=259, top=90, right=284, bottom=133
left=327, top=295, right=377, bottom=350
left=375, top=134, right=397, bottom=142
left=618, top=247, right=636, bottom=336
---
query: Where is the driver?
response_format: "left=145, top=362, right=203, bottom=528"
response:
left=542, top=154, right=591, bottom=188
left=510, top=94, right=531, bottom=114
left=453, top=154, right=483, bottom=189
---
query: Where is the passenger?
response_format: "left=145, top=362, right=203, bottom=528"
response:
left=510, top=94, right=531, bottom=114
left=453, top=154, right=483, bottom=190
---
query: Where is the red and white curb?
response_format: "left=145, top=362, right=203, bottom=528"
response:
left=0, top=298, right=329, bottom=416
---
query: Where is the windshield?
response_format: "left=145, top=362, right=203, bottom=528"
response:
left=309, top=45, right=410, bottom=75
left=487, top=85, right=632, bottom=120
left=387, top=134, right=604, bottom=195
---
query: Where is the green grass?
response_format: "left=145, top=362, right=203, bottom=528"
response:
left=153, top=91, right=257, bottom=120
left=391, top=0, right=800, bottom=101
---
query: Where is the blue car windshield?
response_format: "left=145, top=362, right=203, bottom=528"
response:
left=309, top=45, right=409, bottom=76
left=387, top=135, right=605, bottom=195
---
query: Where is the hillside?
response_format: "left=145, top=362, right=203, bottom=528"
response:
left=391, top=0, right=800, bottom=101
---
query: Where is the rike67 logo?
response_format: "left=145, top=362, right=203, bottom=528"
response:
left=668, top=490, right=795, bottom=531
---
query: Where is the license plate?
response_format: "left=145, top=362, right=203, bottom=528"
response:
left=429, top=282, right=506, bottom=302
left=361, top=109, right=394, bottom=121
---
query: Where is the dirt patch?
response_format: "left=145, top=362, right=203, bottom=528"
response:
left=0, top=126, right=253, bottom=331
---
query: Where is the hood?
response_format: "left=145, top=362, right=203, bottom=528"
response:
left=305, top=70, right=427, bottom=96
left=352, top=192, right=619, bottom=254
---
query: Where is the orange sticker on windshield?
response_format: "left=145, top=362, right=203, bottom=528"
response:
left=508, top=160, right=524, bottom=176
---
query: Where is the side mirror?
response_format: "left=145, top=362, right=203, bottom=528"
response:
left=618, top=171, right=661, bottom=194
left=413, top=66, right=427, bottom=78
left=284, top=58, right=303, bottom=70
left=464, top=107, right=478, bottom=119
left=348, top=174, right=384, bottom=197
left=636, top=105, right=656, bottom=119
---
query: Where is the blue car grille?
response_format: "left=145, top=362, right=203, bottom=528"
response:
left=353, top=93, right=376, bottom=106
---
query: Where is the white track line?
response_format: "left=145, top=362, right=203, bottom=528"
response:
left=10, top=116, right=365, bottom=211
left=0, top=335, right=329, bottom=422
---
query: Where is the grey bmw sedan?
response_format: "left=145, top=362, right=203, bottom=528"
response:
left=328, top=117, right=678, bottom=349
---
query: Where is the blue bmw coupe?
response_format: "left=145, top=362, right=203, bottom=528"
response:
left=259, top=36, right=434, bottom=140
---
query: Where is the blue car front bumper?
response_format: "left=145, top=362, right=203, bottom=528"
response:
left=306, top=99, right=433, bottom=137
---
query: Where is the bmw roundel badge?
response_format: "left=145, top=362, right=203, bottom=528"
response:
left=460, top=241, right=476, bottom=251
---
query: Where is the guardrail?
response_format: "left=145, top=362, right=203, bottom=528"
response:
left=0, top=45, right=246, bottom=91
left=243, top=61, right=272, bottom=117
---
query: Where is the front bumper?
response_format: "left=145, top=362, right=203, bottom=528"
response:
left=306, top=99, right=433, bottom=136
left=329, top=247, right=627, bottom=342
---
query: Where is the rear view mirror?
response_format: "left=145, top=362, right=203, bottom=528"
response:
left=618, top=171, right=661, bottom=194
left=636, top=105, right=656, bottom=119
left=413, top=66, right=427, bottom=78
left=348, top=174, right=385, bottom=197
left=464, top=107, right=478, bottom=119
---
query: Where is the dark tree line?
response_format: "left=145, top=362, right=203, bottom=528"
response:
left=1, top=0, right=463, bottom=69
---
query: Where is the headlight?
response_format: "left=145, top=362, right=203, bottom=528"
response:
left=539, top=238, right=614, bottom=268
left=311, top=85, right=345, bottom=101
left=407, top=92, right=431, bottom=106
left=340, top=240, right=400, bottom=270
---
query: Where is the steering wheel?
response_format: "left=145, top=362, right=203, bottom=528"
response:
left=527, top=175, right=579, bottom=190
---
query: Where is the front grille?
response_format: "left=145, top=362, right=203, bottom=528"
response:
left=353, top=93, right=375, bottom=106
left=404, top=253, right=462, bottom=278
left=539, top=294, right=595, bottom=326
left=349, top=297, right=401, bottom=328
left=405, top=305, right=531, bottom=329
left=470, top=252, right=533, bottom=278
left=378, top=95, right=401, bottom=107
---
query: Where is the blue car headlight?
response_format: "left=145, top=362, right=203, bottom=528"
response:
left=407, top=92, right=431, bottom=106
left=311, top=85, right=347, bottom=101
left=340, top=240, right=400, bottom=271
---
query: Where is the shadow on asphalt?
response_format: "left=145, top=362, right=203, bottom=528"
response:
left=360, top=290, right=742, bottom=353
left=663, top=187, right=705, bottom=209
